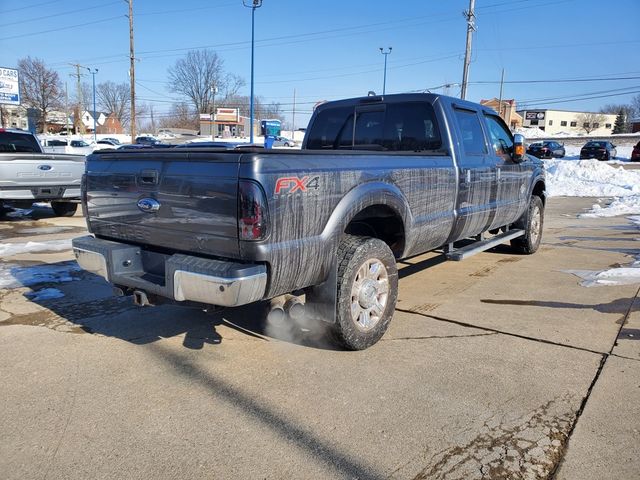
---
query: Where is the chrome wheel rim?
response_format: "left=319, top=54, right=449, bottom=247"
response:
left=350, top=258, right=389, bottom=331
left=530, top=205, right=541, bottom=245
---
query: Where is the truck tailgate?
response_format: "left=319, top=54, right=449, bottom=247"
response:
left=0, top=153, right=84, bottom=190
left=85, top=150, right=241, bottom=258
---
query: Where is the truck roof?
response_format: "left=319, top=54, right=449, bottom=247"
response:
left=314, top=92, right=496, bottom=115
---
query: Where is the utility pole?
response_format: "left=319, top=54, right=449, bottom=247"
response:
left=498, top=68, right=505, bottom=121
left=127, top=0, right=136, bottom=141
left=379, top=47, right=392, bottom=95
left=65, top=82, right=70, bottom=144
left=460, top=0, right=476, bottom=100
left=69, top=63, right=86, bottom=134
left=291, top=88, right=296, bottom=138
left=87, top=68, right=98, bottom=142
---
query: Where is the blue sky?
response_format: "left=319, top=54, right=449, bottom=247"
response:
left=1, top=0, right=638, bottom=127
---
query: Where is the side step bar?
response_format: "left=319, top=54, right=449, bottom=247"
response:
left=446, top=229, right=525, bottom=261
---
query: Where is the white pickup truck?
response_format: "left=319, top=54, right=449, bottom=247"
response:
left=0, top=128, right=84, bottom=217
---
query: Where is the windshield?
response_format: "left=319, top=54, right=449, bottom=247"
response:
left=584, top=142, right=605, bottom=148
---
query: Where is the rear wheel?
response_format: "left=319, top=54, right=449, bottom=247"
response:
left=511, top=196, right=544, bottom=254
left=332, top=235, right=398, bottom=350
left=51, top=201, right=78, bottom=217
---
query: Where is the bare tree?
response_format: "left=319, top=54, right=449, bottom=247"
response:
left=97, top=81, right=130, bottom=126
left=222, top=94, right=284, bottom=122
left=158, top=102, right=198, bottom=130
left=168, top=49, right=245, bottom=114
left=17, top=56, right=63, bottom=132
left=575, top=112, right=607, bottom=134
left=631, top=94, right=640, bottom=119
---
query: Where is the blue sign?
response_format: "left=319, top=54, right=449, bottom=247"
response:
left=0, top=67, right=20, bottom=106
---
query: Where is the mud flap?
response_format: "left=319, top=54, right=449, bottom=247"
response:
left=305, top=258, right=337, bottom=324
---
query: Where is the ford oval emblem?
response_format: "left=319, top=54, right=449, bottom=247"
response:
left=137, top=198, right=160, bottom=213
left=38, top=165, right=52, bottom=171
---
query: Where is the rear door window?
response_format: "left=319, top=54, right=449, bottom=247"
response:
left=453, top=108, right=487, bottom=155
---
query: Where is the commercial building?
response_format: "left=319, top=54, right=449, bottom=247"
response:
left=480, top=98, right=523, bottom=130
left=516, top=108, right=616, bottom=136
left=199, top=107, right=259, bottom=138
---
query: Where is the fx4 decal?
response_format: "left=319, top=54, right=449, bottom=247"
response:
left=274, top=176, right=320, bottom=195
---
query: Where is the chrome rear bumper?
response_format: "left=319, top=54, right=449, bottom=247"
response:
left=72, top=235, right=267, bottom=307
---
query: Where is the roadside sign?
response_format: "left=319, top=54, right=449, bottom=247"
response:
left=0, top=67, right=20, bottom=105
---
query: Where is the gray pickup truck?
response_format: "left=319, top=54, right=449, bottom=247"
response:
left=0, top=128, right=84, bottom=216
left=73, top=93, right=545, bottom=349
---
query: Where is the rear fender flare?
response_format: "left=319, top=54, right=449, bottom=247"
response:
left=320, top=181, right=412, bottom=257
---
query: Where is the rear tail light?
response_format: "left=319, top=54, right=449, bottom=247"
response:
left=238, top=179, right=269, bottom=241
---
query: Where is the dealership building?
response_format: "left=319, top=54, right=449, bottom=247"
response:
left=516, top=109, right=617, bottom=136
left=199, top=107, right=259, bottom=138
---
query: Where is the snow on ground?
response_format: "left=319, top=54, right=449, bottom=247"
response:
left=566, top=264, right=640, bottom=287
left=0, top=262, right=80, bottom=288
left=0, top=239, right=72, bottom=258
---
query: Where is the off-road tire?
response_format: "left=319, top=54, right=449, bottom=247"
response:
left=331, top=235, right=398, bottom=350
left=51, top=201, right=78, bottom=217
left=511, top=195, right=544, bottom=254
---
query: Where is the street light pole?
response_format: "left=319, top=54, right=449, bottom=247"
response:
left=243, top=0, right=262, bottom=144
left=379, top=47, right=392, bottom=95
left=210, top=83, right=218, bottom=140
left=87, top=68, right=98, bottom=143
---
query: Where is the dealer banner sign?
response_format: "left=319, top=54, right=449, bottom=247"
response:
left=0, top=67, right=20, bottom=106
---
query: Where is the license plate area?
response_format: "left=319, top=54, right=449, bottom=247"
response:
left=31, top=187, right=65, bottom=198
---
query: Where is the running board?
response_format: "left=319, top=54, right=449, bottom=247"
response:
left=446, top=229, right=525, bottom=261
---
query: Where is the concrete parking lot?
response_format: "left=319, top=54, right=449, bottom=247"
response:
left=0, top=197, right=638, bottom=480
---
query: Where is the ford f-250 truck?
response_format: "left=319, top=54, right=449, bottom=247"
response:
left=72, top=93, right=545, bottom=349
left=0, top=128, right=84, bottom=216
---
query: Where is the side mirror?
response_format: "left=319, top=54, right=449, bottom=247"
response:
left=513, top=134, right=525, bottom=163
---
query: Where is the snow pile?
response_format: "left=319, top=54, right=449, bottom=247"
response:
left=544, top=159, right=640, bottom=197
left=0, top=239, right=72, bottom=258
left=0, top=262, right=81, bottom=288
left=514, top=127, right=548, bottom=139
left=567, top=263, right=640, bottom=287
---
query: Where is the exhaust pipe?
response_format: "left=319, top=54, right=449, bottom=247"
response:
left=267, top=297, right=286, bottom=324
left=133, top=290, right=152, bottom=307
left=284, top=295, right=305, bottom=321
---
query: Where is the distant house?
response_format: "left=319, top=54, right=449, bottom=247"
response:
left=631, top=118, right=640, bottom=133
left=96, top=113, right=124, bottom=134
left=480, top=98, right=523, bottom=130
left=79, top=110, right=108, bottom=132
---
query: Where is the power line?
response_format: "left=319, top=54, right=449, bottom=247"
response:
left=0, top=1, right=121, bottom=27
left=0, top=16, right=123, bottom=41
left=1, top=0, right=58, bottom=14
left=520, top=90, right=640, bottom=108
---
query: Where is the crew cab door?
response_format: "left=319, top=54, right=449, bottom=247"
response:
left=482, top=113, right=529, bottom=228
left=448, top=106, right=498, bottom=240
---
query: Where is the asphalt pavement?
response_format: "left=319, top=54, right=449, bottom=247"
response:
left=0, top=197, right=638, bottom=479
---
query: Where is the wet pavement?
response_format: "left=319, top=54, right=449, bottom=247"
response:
left=0, top=198, right=638, bottom=479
